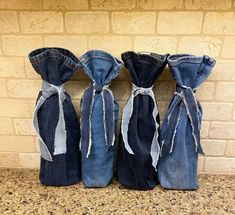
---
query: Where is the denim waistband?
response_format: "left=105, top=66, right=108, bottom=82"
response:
left=167, top=54, right=216, bottom=67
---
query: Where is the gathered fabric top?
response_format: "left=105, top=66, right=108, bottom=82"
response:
left=29, top=47, right=80, bottom=86
left=121, top=51, right=169, bottom=87
left=167, top=54, right=216, bottom=89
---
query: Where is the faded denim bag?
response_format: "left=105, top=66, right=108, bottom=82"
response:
left=158, top=54, right=216, bottom=190
left=29, top=48, right=81, bottom=186
left=79, top=50, right=122, bottom=187
left=117, top=51, right=168, bottom=190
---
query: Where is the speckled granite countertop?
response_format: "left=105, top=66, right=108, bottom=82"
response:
left=0, top=169, right=234, bottom=215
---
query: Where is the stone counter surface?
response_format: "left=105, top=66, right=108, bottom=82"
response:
left=0, top=169, right=234, bottom=215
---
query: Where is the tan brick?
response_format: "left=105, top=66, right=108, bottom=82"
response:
left=222, top=37, right=235, bottom=58
left=44, top=36, right=87, bottom=56
left=65, top=80, right=89, bottom=100
left=196, top=82, right=214, bottom=101
left=204, top=12, right=235, bottom=35
left=198, top=156, right=204, bottom=172
left=111, top=81, right=131, bottom=100
left=25, top=58, right=40, bottom=79
left=157, top=12, right=203, bottom=34
left=0, top=57, right=25, bottom=78
left=29, top=100, right=36, bottom=117
left=0, top=136, right=35, bottom=152
left=178, top=37, right=222, bottom=57
left=201, top=139, right=226, bottom=156
left=2, top=36, right=43, bottom=56
left=7, top=80, right=41, bottom=99
left=201, top=102, right=233, bottom=120
left=65, top=12, right=109, bottom=33
left=226, top=141, right=235, bottom=156
left=72, top=100, right=80, bottom=118
left=20, top=11, right=63, bottom=33
left=0, top=11, right=19, bottom=33
left=159, top=67, right=173, bottom=81
left=0, top=152, right=19, bottom=168
left=89, top=36, right=131, bottom=57
left=19, top=153, right=40, bottom=169
left=0, top=99, right=31, bottom=117
left=210, top=122, right=235, bottom=139
left=158, top=102, right=169, bottom=118
left=0, top=0, right=42, bottom=9
left=154, top=82, right=173, bottom=101
left=204, top=157, right=235, bottom=173
left=0, top=118, right=14, bottom=135
left=118, top=101, right=126, bottom=120
left=134, top=37, right=177, bottom=54
left=216, top=82, right=235, bottom=101
left=71, top=68, right=89, bottom=81
left=91, top=0, right=135, bottom=10
left=185, top=0, right=232, bottom=9
left=138, top=0, right=183, bottom=9
left=14, top=119, right=34, bottom=136
left=116, top=67, right=131, bottom=81
left=112, top=12, right=156, bottom=34
left=0, top=79, right=7, bottom=98
left=43, top=0, right=88, bottom=10
left=209, top=61, right=235, bottom=81
left=35, top=137, right=40, bottom=153
left=201, top=121, right=209, bottom=138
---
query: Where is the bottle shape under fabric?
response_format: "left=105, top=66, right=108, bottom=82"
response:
left=158, top=54, right=216, bottom=190
left=79, top=50, right=122, bottom=187
left=117, top=51, right=168, bottom=190
left=29, top=48, right=82, bottom=186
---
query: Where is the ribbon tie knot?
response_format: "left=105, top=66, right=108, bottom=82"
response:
left=33, top=80, right=67, bottom=162
left=161, top=84, right=204, bottom=156
left=121, top=83, right=160, bottom=171
left=82, top=82, right=115, bottom=158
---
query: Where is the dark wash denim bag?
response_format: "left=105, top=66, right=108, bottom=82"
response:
left=79, top=50, right=122, bottom=187
left=29, top=48, right=81, bottom=186
left=117, top=51, right=168, bottom=190
left=158, top=54, right=216, bottom=190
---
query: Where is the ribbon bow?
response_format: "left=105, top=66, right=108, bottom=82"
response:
left=33, top=81, right=67, bottom=162
left=121, top=84, right=160, bottom=171
left=81, top=82, right=116, bottom=158
left=161, top=84, right=204, bottom=155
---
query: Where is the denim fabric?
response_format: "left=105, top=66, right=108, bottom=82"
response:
left=158, top=54, right=216, bottom=190
left=29, top=48, right=81, bottom=186
left=117, top=51, right=168, bottom=190
left=79, top=50, right=122, bottom=187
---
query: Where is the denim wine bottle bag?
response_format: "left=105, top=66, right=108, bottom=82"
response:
left=29, top=48, right=81, bottom=186
left=79, top=50, right=122, bottom=187
left=158, top=54, right=216, bottom=190
left=117, top=51, right=168, bottom=190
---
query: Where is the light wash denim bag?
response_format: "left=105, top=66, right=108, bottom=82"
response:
left=79, top=50, right=122, bottom=187
left=29, top=48, right=82, bottom=186
left=158, top=54, right=216, bottom=190
left=117, top=51, right=168, bottom=190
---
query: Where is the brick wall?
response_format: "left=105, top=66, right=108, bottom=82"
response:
left=0, top=0, right=234, bottom=173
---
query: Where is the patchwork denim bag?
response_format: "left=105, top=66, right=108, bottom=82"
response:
left=29, top=48, right=81, bottom=186
left=79, top=50, right=122, bottom=187
left=117, top=51, right=168, bottom=190
left=158, top=54, right=216, bottom=190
